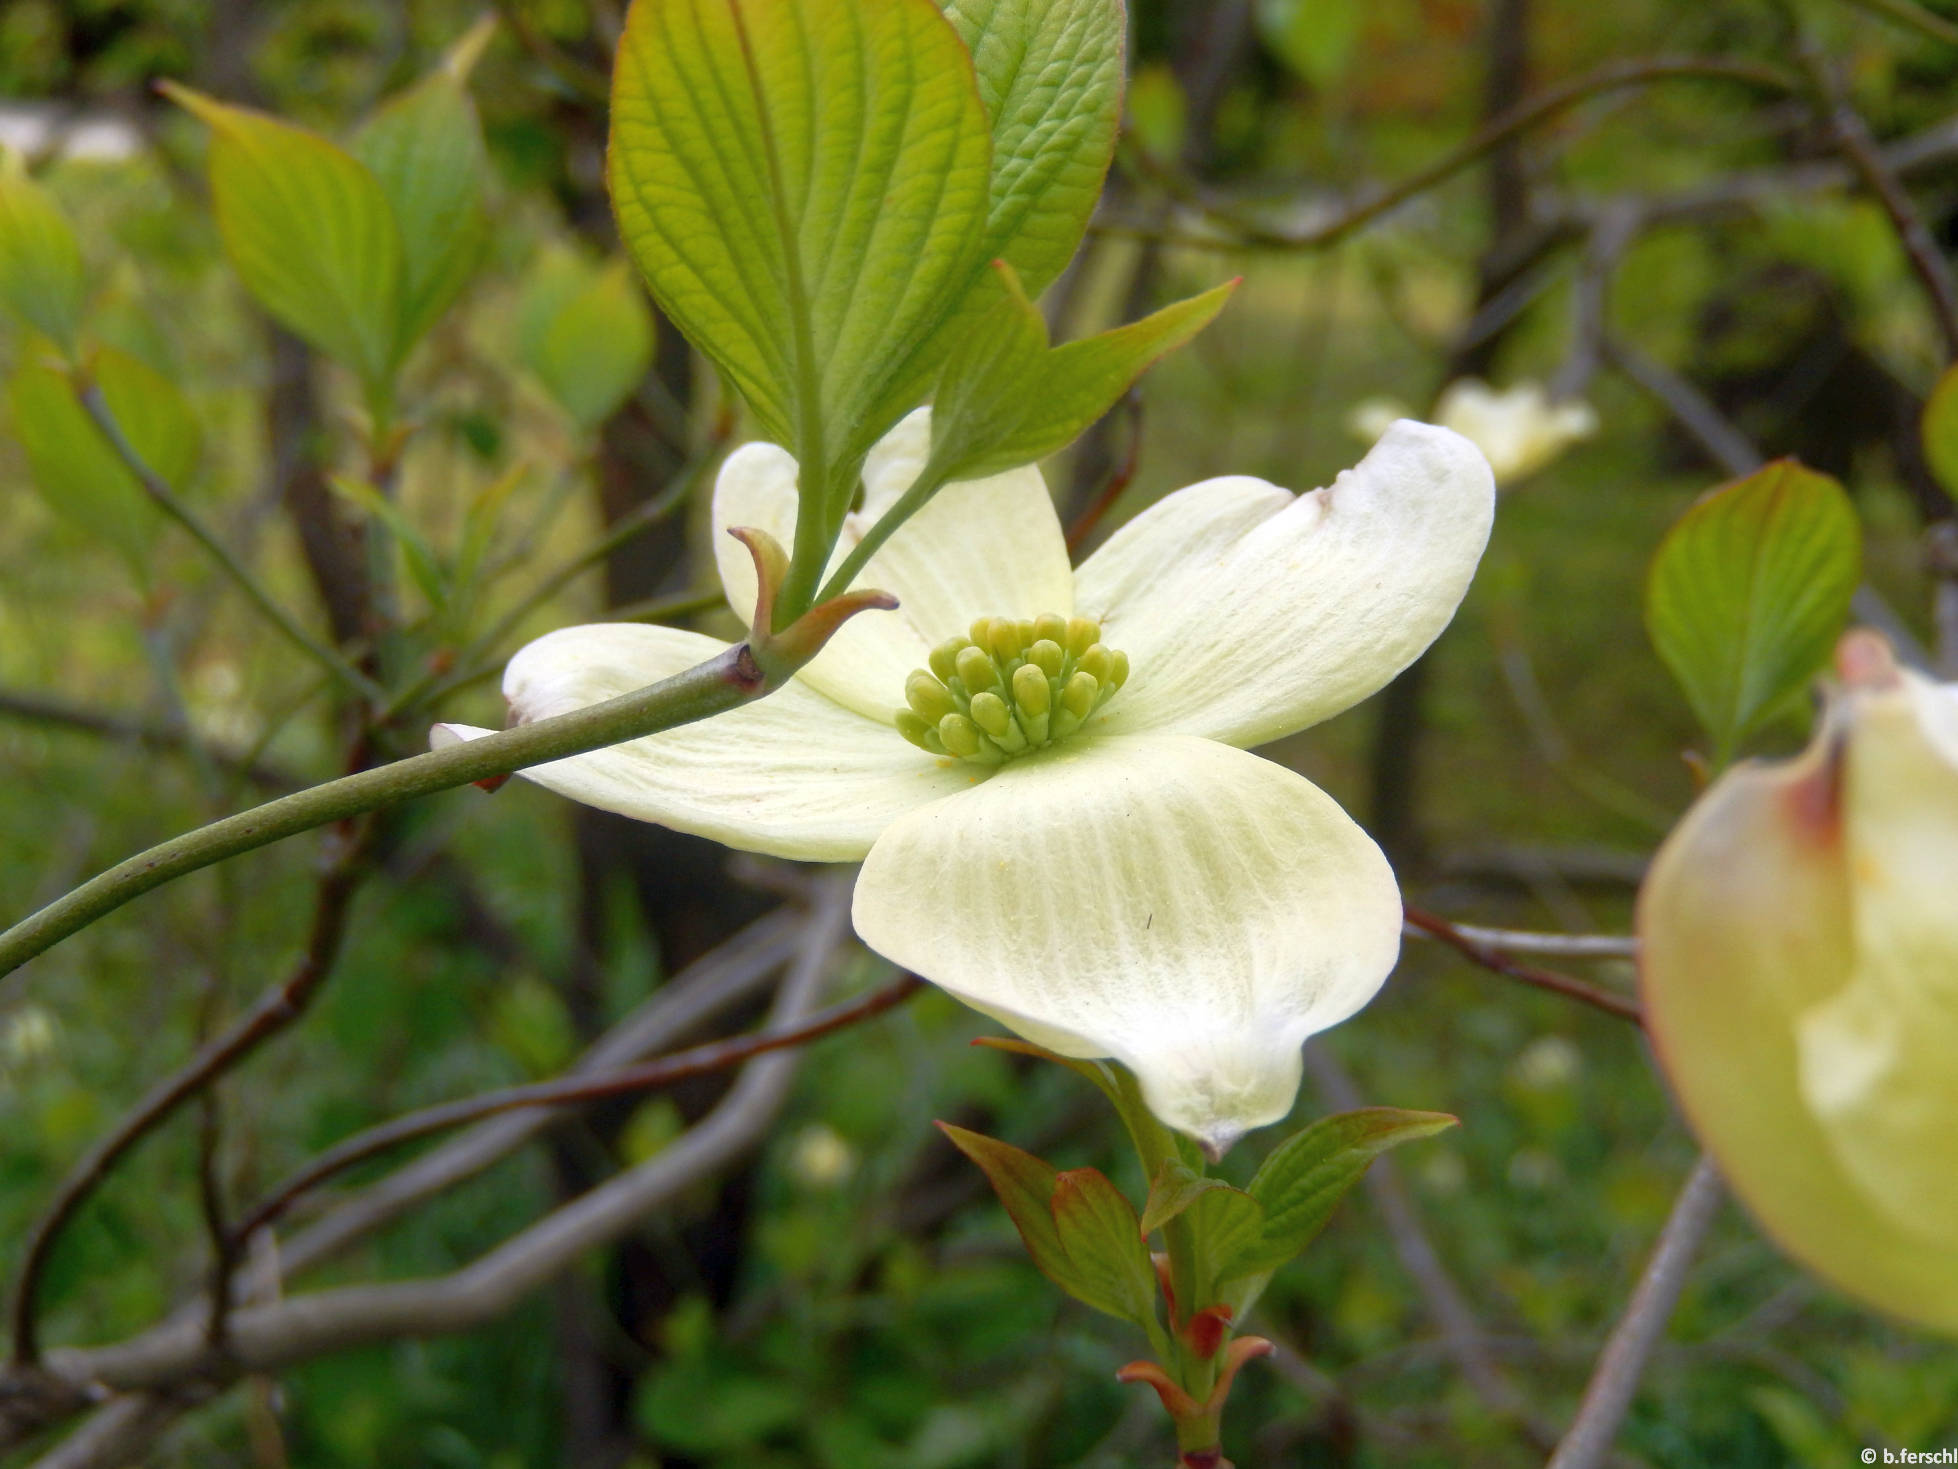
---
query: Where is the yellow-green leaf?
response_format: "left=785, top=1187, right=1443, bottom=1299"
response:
left=164, top=83, right=404, bottom=398
left=1645, top=459, right=1862, bottom=767
left=353, top=45, right=491, bottom=356
left=1923, top=360, right=1958, bottom=505
left=608, top=0, right=992, bottom=483
left=6, top=348, right=199, bottom=572
left=0, top=151, right=85, bottom=356
left=517, top=248, right=654, bottom=433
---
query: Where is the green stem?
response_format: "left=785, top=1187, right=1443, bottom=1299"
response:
left=814, top=466, right=951, bottom=606
left=75, top=382, right=389, bottom=707
left=0, top=644, right=769, bottom=980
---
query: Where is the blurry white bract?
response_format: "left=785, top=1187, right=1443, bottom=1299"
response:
left=1639, top=631, right=1958, bottom=1333
left=1351, top=378, right=1596, bottom=485
left=437, top=410, right=1495, bottom=1153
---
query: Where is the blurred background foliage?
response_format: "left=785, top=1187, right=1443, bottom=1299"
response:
left=2, top=0, right=1956, bottom=1464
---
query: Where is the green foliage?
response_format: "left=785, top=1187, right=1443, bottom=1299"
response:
left=0, top=151, right=85, bottom=356
left=1645, top=459, right=1862, bottom=766
left=937, top=1122, right=1158, bottom=1331
left=350, top=20, right=494, bottom=360
left=5, top=349, right=197, bottom=573
left=1050, top=1167, right=1160, bottom=1327
left=926, top=262, right=1234, bottom=485
left=1924, top=360, right=1958, bottom=505
left=1256, top=0, right=1364, bottom=87
left=607, top=0, right=993, bottom=489
left=1231, top=1107, right=1456, bottom=1278
left=163, top=84, right=407, bottom=407
left=515, top=247, right=655, bottom=434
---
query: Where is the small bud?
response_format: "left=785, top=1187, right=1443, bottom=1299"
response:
left=988, top=619, right=1022, bottom=663
left=1062, top=671, right=1100, bottom=720
left=1065, top=616, right=1100, bottom=657
left=905, top=672, right=956, bottom=724
left=1029, top=639, right=1064, bottom=677
left=929, top=637, right=965, bottom=684
left=1032, top=613, right=1069, bottom=647
left=968, top=617, right=995, bottom=648
left=955, top=644, right=998, bottom=692
left=969, top=691, right=1012, bottom=740
left=1011, top=663, right=1051, bottom=718
left=1078, top=644, right=1112, bottom=684
left=937, top=712, right=983, bottom=758
left=1108, top=649, right=1131, bottom=690
left=896, top=711, right=950, bottom=755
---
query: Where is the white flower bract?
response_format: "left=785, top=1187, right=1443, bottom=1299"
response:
left=1351, top=378, right=1596, bottom=486
left=437, top=410, right=1496, bottom=1151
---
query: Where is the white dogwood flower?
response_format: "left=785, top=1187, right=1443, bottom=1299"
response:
left=1639, top=630, right=1958, bottom=1332
left=1351, top=378, right=1595, bottom=485
left=438, top=411, right=1494, bottom=1153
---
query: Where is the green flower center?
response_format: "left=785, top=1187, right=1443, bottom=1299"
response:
left=894, top=613, right=1128, bottom=767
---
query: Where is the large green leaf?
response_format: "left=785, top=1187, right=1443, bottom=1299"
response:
left=1922, top=360, right=1958, bottom=505
left=7, top=349, right=200, bottom=572
left=863, top=0, right=1125, bottom=435
left=0, top=153, right=85, bottom=356
left=940, top=0, right=1123, bottom=294
left=1210, top=1108, right=1456, bottom=1299
left=352, top=31, right=492, bottom=358
left=1645, top=459, right=1862, bottom=766
left=608, top=0, right=992, bottom=485
left=936, top=1123, right=1081, bottom=1298
left=517, top=248, right=655, bottom=433
left=1050, top=1166, right=1160, bottom=1328
left=164, top=84, right=404, bottom=400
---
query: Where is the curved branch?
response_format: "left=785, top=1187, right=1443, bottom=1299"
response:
left=0, top=642, right=769, bottom=981
left=20, top=883, right=850, bottom=1420
left=231, top=971, right=921, bottom=1241
left=1403, top=905, right=1643, bottom=1024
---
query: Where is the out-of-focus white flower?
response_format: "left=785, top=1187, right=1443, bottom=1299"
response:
left=2, top=1005, right=58, bottom=1067
left=1639, top=630, right=1958, bottom=1334
left=787, top=1123, right=857, bottom=1188
left=1509, top=1034, right=1582, bottom=1092
left=438, top=409, right=1495, bottom=1153
left=1349, top=379, right=1596, bottom=485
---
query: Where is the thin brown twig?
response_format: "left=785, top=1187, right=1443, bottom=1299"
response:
left=7, top=823, right=376, bottom=1367
left=1119, top=56, right=1798, bottom=255
left=1794, top=39, right=1958, bottom=359
left=0, top=688, right=297, bottom=792
left=228, top=973, right=923, bottom=1243
left=1402, top=905, right=1643, bottom=1024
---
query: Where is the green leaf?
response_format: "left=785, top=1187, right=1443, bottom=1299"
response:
left=1221, top=1108, right=1457, bottom=1284
left=1050, top=1167, right=1160, bottom=1327
left=936, top=1122, right=1083, bottom=1297
left=925, top=263, right=1235, bottom=483
left=940, top=0, right=1124, bottom=296
left=864, top=0, right=1125, bottom=433
left=517, top=248, right=655, bottom=433
left=0, top=151, right=85, bottom=356
left=1922, top=360, right=1958, bottom=504
left=352, top=32, right=492, bottom=357
left=1140, top=1158, right=1235, bottom=1236
left=608, top=0, right=993, bottom=484
left=6, top=349, right=199, bottom=572
left=164, top=83, right=404, bottom=400
left=1645, top=459, right=1862, bottom=766
left=1257, top=0, right=1363, bottom=87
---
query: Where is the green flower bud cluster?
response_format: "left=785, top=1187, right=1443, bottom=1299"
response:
left=895, top=614, right=1129, bottom=766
